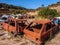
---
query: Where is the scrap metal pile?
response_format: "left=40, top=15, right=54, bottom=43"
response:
left=1, top=15, right=59, bottom=45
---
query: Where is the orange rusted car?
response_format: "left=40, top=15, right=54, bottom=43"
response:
left=23, top=19, right=58, bottom=44
left=2, top=18, right=29, bottom=35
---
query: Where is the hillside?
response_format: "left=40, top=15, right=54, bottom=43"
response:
left=49, top=6, right=60, bottom=12
left=0, top=3, right=29, bottom=14
left=24, top=1, right=60, bottom=16
left=48, top=2, right=60, bottom=7
left=48, top=2, right=60, bottom=12
left=0, top=2, right=60, bottom=15
left=0, top=3, right=27, bottom=10
left=37, top=2, right=60, bottom=13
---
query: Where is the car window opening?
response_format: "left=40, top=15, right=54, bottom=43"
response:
left=46, top=22, right=56, bottom=31
left=9, top=21, right=15, bottom=26
left=26, top=22, right=42, bottom=32
left=2, top=17, right=7, bottom=20
left=18, top=21, right=27, bottom=28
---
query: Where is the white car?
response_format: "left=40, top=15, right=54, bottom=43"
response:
left=54, top=17, right=60, bottom=26
left=0, top=15, right=9, bottom=22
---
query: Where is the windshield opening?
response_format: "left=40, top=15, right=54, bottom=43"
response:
left=1, top=17, right=7, bottom=20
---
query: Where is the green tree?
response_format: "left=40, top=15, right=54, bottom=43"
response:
left=38, top=8, right=58, bottom=18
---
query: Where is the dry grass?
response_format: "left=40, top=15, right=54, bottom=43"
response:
left=0, top=29, right=60, bottom=45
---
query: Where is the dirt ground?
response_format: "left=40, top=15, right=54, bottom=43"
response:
left=45, top=31, right=60, bottom=45
left=0, top=29, right=60, bottom=45
left=0, top=29, right=35, bottom=45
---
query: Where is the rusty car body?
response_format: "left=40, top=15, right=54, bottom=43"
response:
left=2, top=18, right=58, bottom=44
left=23, top=19, right=58, bottom=44
left=2, top=18, right=29, bottom=35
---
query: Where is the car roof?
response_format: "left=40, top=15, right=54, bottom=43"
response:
left=33, top=19, right=51, bottom=24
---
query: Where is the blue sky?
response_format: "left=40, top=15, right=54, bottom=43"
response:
left=0, top=0, right=60, bottom=9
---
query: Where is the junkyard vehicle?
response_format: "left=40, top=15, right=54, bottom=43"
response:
left=52, top=17, right=60, bottom=30
left=11, top=14, right=35, bottom=19
left=0, top=15, right=9, bottom=25
left=56, top=17, right=60, bottom=30
left=56, top=17, right=60, bottom=26
left=23, top=19, right=58, bottom=44
left=2, top=18, right=29, bottom=35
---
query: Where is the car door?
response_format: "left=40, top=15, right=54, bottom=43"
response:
left=2, top=22, right=9, bottom=30
left=24, top=23, right=42, bottom=41
left=8, top=21, right=16, bottom=32
left=42, top=22, right=55, bottom=41
left=24, top=28, right=38, bottom=41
